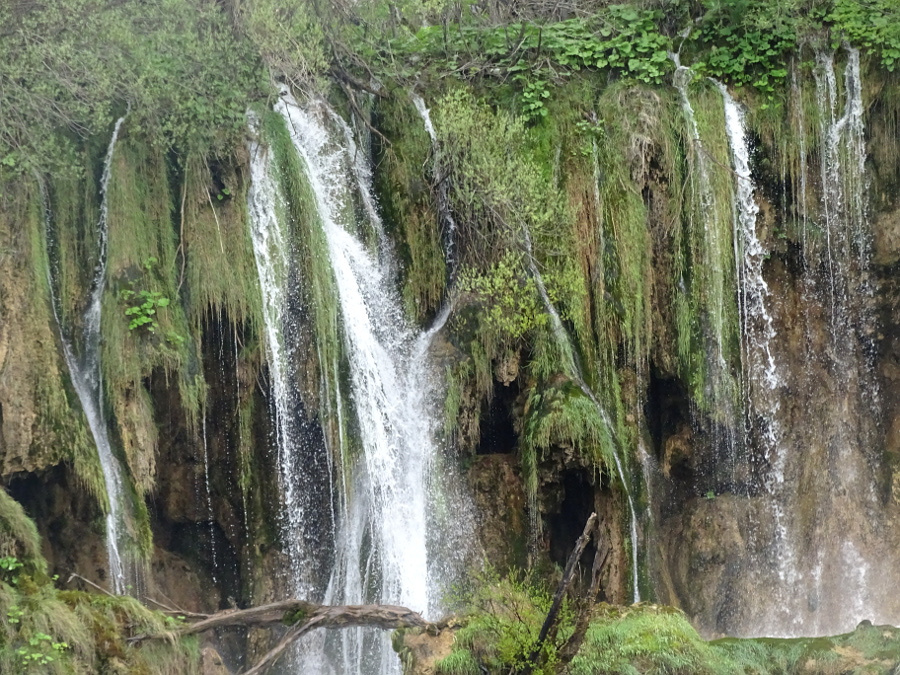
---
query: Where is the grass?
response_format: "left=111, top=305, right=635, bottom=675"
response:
left=0, top=490, right=200, bottom=674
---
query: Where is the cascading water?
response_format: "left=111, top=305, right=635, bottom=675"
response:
left=522, top=230, right=641, bottom=603
left=782, top=46, right=882, bottom=636
left=246, top=92, right=470, bottom=674
left=247, top=112, right=333, bottom=601
left=716, top=82, right=797, bottom=632
left=42, top=116, right=134, bottom=594
left=669, top=57, right=742, bottom=490
left=681, top=49, right=890, bottom=638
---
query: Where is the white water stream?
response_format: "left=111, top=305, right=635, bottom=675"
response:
left=43, top=116, right=133, bottom=594
left=247, top=92, right=470, bottom=674
left=716, top=83, right=799, bottom=633
left=247, top=113, right=327, bottom=600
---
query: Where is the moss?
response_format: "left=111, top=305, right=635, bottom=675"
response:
left=281, top=605, right=309, bottom=626
left=0, top=489, right=45, bottom=574
left=260, top=107, right=347, bottom=462
left=0, top=177, right=104, bottom=501
left=374, top=92, right=447, bottom=323
left=435, top=647, right=481, bottom=675
left=181, top=151, right=264, bottom=331
left=0, top=494, right=199, bottom=673
left=570, top=605, right=736, bottom=675
left=671, top=75, right=742, bottom=417
left=26, top=180, right=105, bottom=499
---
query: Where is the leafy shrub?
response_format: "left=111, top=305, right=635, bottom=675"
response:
left=437, top=570, right=570, bottom=675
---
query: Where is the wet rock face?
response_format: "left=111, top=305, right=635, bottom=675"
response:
left=467, top=454, right=527, bottom=570
left=0, top=185, right=87, bottom=477
left=651, top=136, right=900, bottom=637
left=394, top=626, right=457, bottom=675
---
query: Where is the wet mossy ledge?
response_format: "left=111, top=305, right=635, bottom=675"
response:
left=0, top=488, right=203, bottom=673
left=397, top=600, right=900, bottom=675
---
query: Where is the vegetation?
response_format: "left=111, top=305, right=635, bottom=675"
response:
left=436, top=571, right=571, bottom=675
left=2, top=1, right=900, bottom=672
left=0, top=489, right=200, bottom=673
left=430, top=572, right=900, bottom=674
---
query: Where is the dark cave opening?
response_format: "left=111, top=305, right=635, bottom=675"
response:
left=5, top=465, right=106, bottom=583
left=547, top=469, right=597, bottom=576
left=645, top=367, right=693, bottom=482
left=476, top=378, right=520, bottom=455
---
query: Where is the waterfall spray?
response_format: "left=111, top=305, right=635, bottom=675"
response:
left=246, top=93, right=471, bottom=674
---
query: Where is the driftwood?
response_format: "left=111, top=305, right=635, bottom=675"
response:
left=522, top=512, right=598, bottom=675
left=557, top=533, right=611, bottom=665
left=131, top=599, right=433, bottom=675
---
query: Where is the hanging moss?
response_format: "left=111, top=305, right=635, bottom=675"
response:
left=101, top=132, right=201, bottom=497
left=0, top=178, right=103, bottom=502
left=374, top=93, right=447, bottom=322
left=671, top=76, right=742, bottom=417
left=181, top=151, right=263, bottom=331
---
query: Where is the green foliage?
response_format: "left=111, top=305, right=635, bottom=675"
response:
left=14, top=632, right=69, bottom=669
left=0, top=492, right=198, bottom=672
left=0, top=490, right=45, bottom=577
left=438, top=590, right=893, bottom=675
left=829, top=0, right=900, bottom=70
left=121, top=289, right=170, bottom=331
left=119, top=258, right=175, bottom=334
left=435, top=647, right=481, bottom=675
left=373, top=94, right=447, bottom=320
left=282, top=606, right=309, bottom=626
left=0, top=0, right=263, bottom=173
left=693, top=1, right=798, bottom=98
left=439, top=571, right=570, bottom=675
left=238, top=0, right=329, bottom=87
left=523, top=380, right=616, bottom=471
left=434, top=89, right=558, bottom=268
left=0, top=556, right=24, bottom=578
left=569, top=605, right=733, bottom=675
left=456, top=254, right=545, bottom=343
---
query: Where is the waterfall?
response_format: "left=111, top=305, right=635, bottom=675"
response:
left=669, top=58, right=742, bottom=491
left=42, top=116, right=133, bottom=594
left=522, top=230, right=641, bottom=603
left=411, top=94, right=459, bottom=278
left=246, top=92, right=470, bottom=674
left=247, top=112, right=334, bottom=600
left=789, top=46, right=881, bottom=636
left=716, top=82, right=796, bottom=631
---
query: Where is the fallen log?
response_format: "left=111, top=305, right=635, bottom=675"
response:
left=130, top=600, right=434, bottom=675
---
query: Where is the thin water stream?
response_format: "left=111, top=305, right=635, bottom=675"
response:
left=42, top=116, right=133, bottom=594
left=522, top=230, right=641, bottom=603
left=411, top=94, right=459, bottom=278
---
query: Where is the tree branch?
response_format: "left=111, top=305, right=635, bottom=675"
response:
left=130, top=599, right=432, bottom=643
left=522, top=512, right=598, bottom=674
